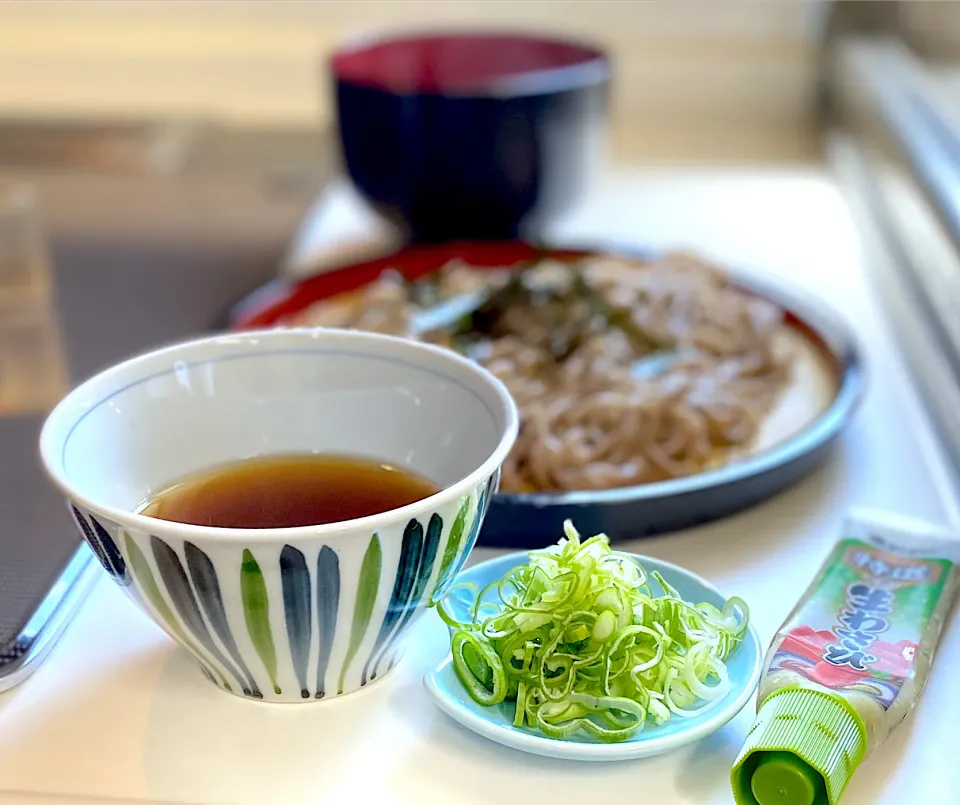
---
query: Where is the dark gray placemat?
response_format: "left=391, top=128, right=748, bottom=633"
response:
left=0, top=415, right=78, bottom=654
left=51, top=237, right=283, bottom=382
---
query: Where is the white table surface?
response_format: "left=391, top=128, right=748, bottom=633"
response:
left=2, top=163, right=959, bottom=805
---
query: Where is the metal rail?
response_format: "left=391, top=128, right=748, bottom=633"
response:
left=828, top=36, right=960, bottom=494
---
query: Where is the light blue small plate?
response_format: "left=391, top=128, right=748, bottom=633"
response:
left=424, top=551, right=763, bottom=762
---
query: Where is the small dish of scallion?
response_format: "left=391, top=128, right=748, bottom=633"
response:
left=424, top=521, right=763, bottom=761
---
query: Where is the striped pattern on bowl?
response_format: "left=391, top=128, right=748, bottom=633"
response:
left=68, top=475, right=493, bottom=701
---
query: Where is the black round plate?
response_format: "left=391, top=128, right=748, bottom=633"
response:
left=231, top=241, right=865, bottom=549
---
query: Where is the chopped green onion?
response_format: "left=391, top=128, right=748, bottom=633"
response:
left=451, top=631, right=508, bottom=706
left=446, top=520, right=748, bottom=742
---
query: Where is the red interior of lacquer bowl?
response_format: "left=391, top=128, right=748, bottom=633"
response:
left=330, top=33, right=606, bottom=94
left=231, top=241, right=843, bottom=380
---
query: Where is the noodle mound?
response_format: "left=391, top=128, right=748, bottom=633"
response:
left=286, top=252, right=792, bottom=493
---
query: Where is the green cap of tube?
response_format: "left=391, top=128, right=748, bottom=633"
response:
left=731, top=686, right=868, bottom=805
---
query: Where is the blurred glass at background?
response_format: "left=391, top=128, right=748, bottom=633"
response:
left=0, top=182, right=67, bottom=414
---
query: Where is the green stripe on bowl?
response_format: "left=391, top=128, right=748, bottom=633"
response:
left=241, top=549, right=282, bottom=695
left=338, top=534, right=382, bottom=694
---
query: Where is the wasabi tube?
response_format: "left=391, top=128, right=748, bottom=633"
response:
left=732, top=509, right=960, bottom=805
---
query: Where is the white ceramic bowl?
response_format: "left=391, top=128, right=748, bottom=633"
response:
left=40, top=328, right=518, bottom=702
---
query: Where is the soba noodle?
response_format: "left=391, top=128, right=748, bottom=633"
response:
left=286, top=252, right=792, bottom=493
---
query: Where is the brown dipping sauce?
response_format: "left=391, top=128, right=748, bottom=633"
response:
left=139, top=453, right=440, bottom=529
